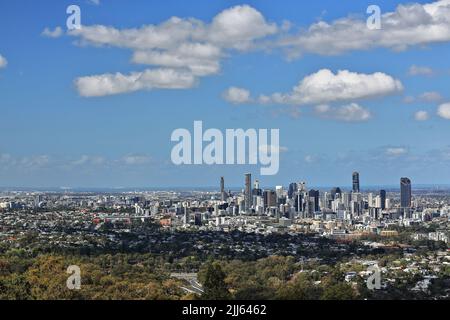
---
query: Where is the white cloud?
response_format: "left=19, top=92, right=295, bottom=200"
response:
left=419, top=91, right=443, bottom=102
left=75, top=68, right=196, bottom=97
left=70, top=5, right=276, bottom=51
left=70, top=155, right=105, bottom=166
left=19, top=155, right=51, bottom=168
left=132, top=43, right=222, bottom=76
left=437, top=102, right=450, bottom=119
left=385, top=147, right=409, bottom=157
left=415, top=110, right=430, bottom=121
left=0, top=153, right=156, bottom=171
left=222, top=87, right=252, bottom=104
left=41, top=26, right=63, bottom=38
left=0, top=154, right=51, bottom=169
left=304, top=155, right=317, bottom=163
left=208, top=5, right=277, bottom=50
left=408, top=65, right=435, bottom=76
left=280, top=0, right=450, bottom=58
left=259, top=69, right=402, bottom=106
left=69, top=5, right=277, bottom=97
left=258, top=145, right=288, bottom=154
left=121, top=155, right=152, bottom=165
left=0, top=54, right=7, bottom=68
left=88, top=0, right=100, bottom=5
left=314, top=103, right=372, bottom=122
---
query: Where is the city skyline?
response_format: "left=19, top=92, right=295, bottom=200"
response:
left=1, top=0, right=450, bottom=305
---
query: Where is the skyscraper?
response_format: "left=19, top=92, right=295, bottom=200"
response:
left=263, top=190, right=277, bottom=208
left=380, top=190, right=386, bottom=210
left=288, top=183, right=297, bottom=199
left=309, top=189, right=320, bottom=213
left=220, top=177, right=225, bottom=201
left=400, top=177, right=412, bottom=208
left=330, top=187, right=342, bottom=200
left=245, top=173, right=252, bottom=212
left=352, top=172, right=360, bottom=193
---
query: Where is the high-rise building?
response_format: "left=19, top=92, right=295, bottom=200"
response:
left=400, top=177, right=412, bottom=208
left=352, top=172, right=360, bottom=193
left=309, top=189, right=320, bottom=213
left=252, top=180, right=262, bottom=196
left=245, top=173, right=252, bottom=212
left=220, top=177, right=225, bottom=201
left=288, top=183, right=297, bottom=199
left=331, top=187, right=342, bottom=200
left=368, top=193, right=374, bottom=207
left=263, top=190, right=277, bottom=208
left=275, top=186, right=284, bottom=199
left=380, top=190, right=386, bottom=210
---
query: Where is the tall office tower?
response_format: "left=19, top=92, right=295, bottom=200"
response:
left=245, top=173, right=252, bottom=212
left=252, top=179, right=262, bottom=196
left=342, top=192, right=351, bottom=208
left=295, top=192, right=304, bottom=213
left=368, top=193, right=374, bottom=207
left=183, top=207, right=189, bottom=225
left=374, top=196, right=381, bottom=209
left=331, top=187, right=342, bottom=200
left=220, top=177, right=225, bottom=201
left=288, top=183, right=297, bottom=199
left=309, top=189, right=320, bottom=213
left=298, top=181, right=307, bottom=192
left=254, top=179, right=260, bottom=190
left=263, top=190, right=277, bottom=208
left=380, top=190, right=386, bottom=210
left=352, top=172, right=360, bottom=193
left=275, top=186, right=284, bottom=199
left=400, top=177, right=412, bottom=208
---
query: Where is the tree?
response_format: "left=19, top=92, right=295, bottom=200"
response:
left=321, top=282, right=357, bottom=300
left=201, top=262, right=230, bottom=300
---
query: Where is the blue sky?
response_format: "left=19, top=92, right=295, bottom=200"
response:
left=1, top=0, right=450, bottom=189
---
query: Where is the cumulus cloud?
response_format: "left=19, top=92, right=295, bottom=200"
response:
left=408, top=65, right=435, bottom=76
left=75, top=68, right=196, bottom=97
left=419, top=91, right=443, bottom=102
left=208, top=5, right=277, bottom=50
left=70, top=5, right=276, bottom=51
left=314, top=103, right=372, bottom=122
left=222, top=87, right=252, bottom=104
left=415, top=110, right=430, bottom=121
left=385, top=147, right=409, bottom=157
left=403, top=92, right=443, bottom=104
left=41, top=26, right=63, bottom=38
left=0, top=54, right=7, bottom=68
left=69, top=5, right=277, bottom=96
left=132, top=43, right=222, bottom=76
left=248, top=69, right=402, bottom=106
left=437, top=102, right=450, bottom=119
left=279, top=0, right=450, bottom=58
